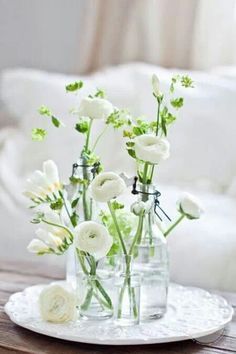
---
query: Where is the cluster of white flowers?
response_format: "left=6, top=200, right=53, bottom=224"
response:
left=25, top=74, right=204, bottom=324
left=24, top=160, right=61, bottom=201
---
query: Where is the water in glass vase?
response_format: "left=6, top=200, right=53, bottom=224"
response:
left=131, top=183, right=169, bottom=321
left=76, top=253, right=116, bottom=321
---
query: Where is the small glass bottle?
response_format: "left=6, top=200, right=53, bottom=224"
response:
left=114, top=255, right=140, bottom=326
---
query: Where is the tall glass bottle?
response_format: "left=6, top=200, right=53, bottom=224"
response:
left=131, top=183, right=169, bottom=320
left=65, top=157, right=99, bottom=285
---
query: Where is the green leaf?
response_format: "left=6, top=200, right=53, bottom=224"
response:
left=51, top=116, right=61, bottom=128
left=31, top=128, right=47, bottom=141
left=75, top=119, right=89, bottom=133
left=70, top=211, right=78, bottom=227
left=71, top=198, right=80, bottom=208
left=69, top=176, right=88, bottom=185
left=181, top=75, right=194, bottom=88
left=94, top=88, right=106, bottom=98
left=50, top=198, right=63, bottom=210
left=106, top=109, right=131, bottom=129
left=66, top=81, right=83, bottom=92
left=126, top=141, right=135, bottom=147
left=127, top=149, right=136, bottom=159
left=38, top=105, right=52, bottom=116
left=123, top=130, right=134, bottom=139
left=111, top=200, right=124, bottom=210
left=171, top=97, right=184, bottom=109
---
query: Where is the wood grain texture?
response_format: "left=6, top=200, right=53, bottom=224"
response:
left=0, top=260, right=235, bottom=354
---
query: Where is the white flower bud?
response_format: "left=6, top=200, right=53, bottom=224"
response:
left=177, top=192, right=204, bottom=219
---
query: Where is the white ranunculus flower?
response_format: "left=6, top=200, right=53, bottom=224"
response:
left=75, top=221, right=113, bottom=259
left=90, top=172, right=126, bottom=203
left=24, top=160, right=61, bottom=200
left=177, top=192, right=204, bottom=219
left=78, top=97, right=113, bottom=120
left=152, top=74, right=161, bottom=97
left=39, top=283, right=76, bottom=323
left=134, top=134, right=170, bottom=164
left=27, top=239, right=49, bottom=254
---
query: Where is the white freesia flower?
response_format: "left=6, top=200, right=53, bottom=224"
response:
left=43, top=210, right=70, bottom=241
left=36, top=228, right=63, bottom=249
left=24, top=160, right=61, bottom=200
left=75, top=221, right=113, bottom=259
left=39, top=283, right=76, bottom=323
left=152, top=74, right=161, bottom=97
left=79, top=97, right=113, bottom=120
left=90, top=172, right=126, bottom=202
left=131, top=200, right=152, bottom=216
left=27, top=239, right=49, bottom=254
left=134, top=134, right=170, bottom=164
left=177, top=192, right=204, bottom=219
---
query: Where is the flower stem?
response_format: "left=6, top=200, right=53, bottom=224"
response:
left=107, top=201, right=127, bottom=255
left=155, top=99, right=161, bottom=136
left=84, top=118, right=93, bottom=153
left=164, top=214, right=185, bottom=237
left=129, top=213, right=144, bottom=256
left=42, top=219, right=74, bottom=242
left=91, top=125, right=108, bottom=152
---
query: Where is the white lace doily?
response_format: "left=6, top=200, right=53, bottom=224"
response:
left=4, top=282, right=233, bottom=345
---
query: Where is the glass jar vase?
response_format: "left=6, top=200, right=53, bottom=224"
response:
left=131, top=183, right=169, bottom=321
left=76, top=252, right=117, bottom=320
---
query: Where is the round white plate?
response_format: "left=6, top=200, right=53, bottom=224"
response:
left=5, top=282, right=233, bottom=346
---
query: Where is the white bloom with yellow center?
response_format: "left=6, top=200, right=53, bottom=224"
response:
left=79, top=97, right=113, bottom=120
left=134, top=134, right=170, bottom=164
left=24, top=160, right=61, bottom=200
left=39, top=283, right=76, bottom=323
left=75, top=221, right=113, bottom=259
left=90, top=172, right=126, bottom=203
left=177, top=192, right=204, bottom=219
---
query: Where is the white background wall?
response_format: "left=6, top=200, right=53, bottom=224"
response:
left=0, top=0, right=84, bottom=74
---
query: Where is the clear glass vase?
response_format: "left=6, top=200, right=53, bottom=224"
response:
left=114, top=255, right=140, bottom=326
left=76, top=252, right=117, bottom=320
left=131, top=183, right=169, bottom=321
left=65, top=158, right=99, bottom=284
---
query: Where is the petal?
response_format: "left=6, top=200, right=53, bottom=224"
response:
left=43, top=160, right=60, bottom=185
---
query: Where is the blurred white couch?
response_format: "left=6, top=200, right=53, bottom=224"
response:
left=0, top=63, right=236, bottom=291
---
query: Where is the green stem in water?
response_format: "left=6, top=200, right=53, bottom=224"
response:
left=164, top=214, right=185, bottom=237
left=107, top=201, right=127, bottom=255
left=129, top=213, right=144, bottom=256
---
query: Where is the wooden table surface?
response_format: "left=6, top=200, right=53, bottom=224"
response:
left=0, top=261, right=235, bottom=354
